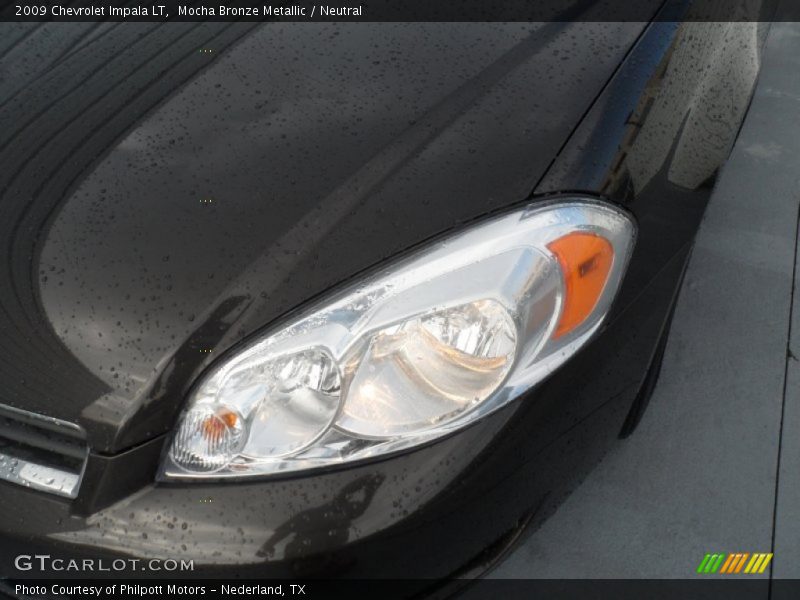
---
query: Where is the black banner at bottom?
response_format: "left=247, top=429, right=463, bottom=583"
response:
left=2, top=579, right=800, bottom=600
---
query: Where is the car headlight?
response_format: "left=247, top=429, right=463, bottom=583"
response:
left=160, top=199, right=635, bottom=480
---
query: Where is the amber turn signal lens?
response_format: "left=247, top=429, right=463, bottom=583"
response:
left=547, top=232, right=614, bottom=338
left=201, top=408, right=239, bottom=440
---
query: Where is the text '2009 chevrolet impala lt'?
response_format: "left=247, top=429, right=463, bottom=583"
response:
left=0, top=0, right=775, bottom=589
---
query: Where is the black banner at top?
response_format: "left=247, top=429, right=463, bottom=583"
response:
left=0, top=0, right=791, bottom=23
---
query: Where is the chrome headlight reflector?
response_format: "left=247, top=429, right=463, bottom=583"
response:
left=161, top=199, right=635, bottom=480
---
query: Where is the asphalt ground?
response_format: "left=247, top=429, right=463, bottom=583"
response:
left=490, top=21, right=800, bottom=584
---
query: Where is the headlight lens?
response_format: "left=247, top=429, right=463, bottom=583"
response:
left=161, top=199, right=635, bottom=480
left=339, top=299, right=517, bottom=438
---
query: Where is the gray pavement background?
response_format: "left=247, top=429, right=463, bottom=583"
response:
left=773, top=21, right=800, bottom=581
left=491, top=21, right=800, bottom=581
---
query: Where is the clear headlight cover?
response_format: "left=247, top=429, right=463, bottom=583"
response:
left=160, top=199, right=635, bottom=480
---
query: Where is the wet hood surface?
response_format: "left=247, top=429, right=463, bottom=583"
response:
left=0, top=21, right=648, bottom=453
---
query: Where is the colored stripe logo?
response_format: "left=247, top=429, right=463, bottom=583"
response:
left=697, top=552, right=773, bottom=574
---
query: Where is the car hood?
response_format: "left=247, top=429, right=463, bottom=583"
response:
left=0, top=20, right=650, bottom=453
